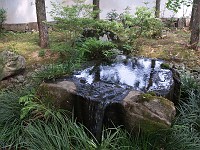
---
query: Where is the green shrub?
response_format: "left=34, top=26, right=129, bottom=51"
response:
left=158, top=74, right=200, bottom=150
left=50, top=0, right=95, bottom=43
left=106, top=9, right=119, bottom=21
left=38, top=49, right=46, bottom=57
left=34, top=61, right=80, bottom=80
left=180, top=73, right=200, bottom=99
left=0, top=88, right=33, bottom=149
left=0, top=8, right=6, bottom=32
left=131, top=7, right=163, bottom=38
left=76, top=37, right=117, bottom=60
left=107, top=6, right=164, bottom=39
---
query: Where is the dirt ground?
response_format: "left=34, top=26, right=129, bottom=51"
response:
left=0, top=29, right=199, bottom=71
left=135, top=29, right=200, bottom=69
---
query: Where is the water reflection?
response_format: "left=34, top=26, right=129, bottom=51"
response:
left=75, top=56, right=173, bottom=92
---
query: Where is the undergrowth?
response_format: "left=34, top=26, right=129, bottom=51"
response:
left=0, top=1, right=200, bottom=149
left=0, top=72, right=200, bottom=149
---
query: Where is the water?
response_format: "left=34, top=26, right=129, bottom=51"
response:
left=75, top=55, right=173, bottom=93
left=71, top=55, right=174, bottom=141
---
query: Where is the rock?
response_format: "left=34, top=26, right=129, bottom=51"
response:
left=36, top=56, right=179, bottom=138
left=37, top=79, right=176, bottom=138
left=82, top=28, right=120, bottom=43
left=37, top=81, right=76, bottom=110
left=0, top=50, right=26, bottom=80
left=16, top=75, right=25, bottom=83
left=122, top=91, right=176, bottom=133
left=75, top=56, right=181, bottom=104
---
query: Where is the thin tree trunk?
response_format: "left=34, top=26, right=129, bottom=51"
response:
left=190, top=0, right=200, bottom=50
left=189, top=0, right=198, bottom=30
left=155, top=0, right=161, bottom=18
left=93, top=0, right=100, bottom=19
left=35, top=0, right=49, bottom=48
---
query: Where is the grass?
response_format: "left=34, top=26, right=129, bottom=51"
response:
left=0, top=72, right=199, bottom=149
left=135, top=30, right=200, bottom=68
left=0, top=27, right=200, bottom=149
left=0, top=31, right=69, bottom=68
left=1, top=28, right=200, bottom=70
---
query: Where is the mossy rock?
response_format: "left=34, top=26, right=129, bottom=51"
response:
left=123, top=90, right=176, bottom=134
left=138, top=93, right=155, bottom=102
left=160, top=63, right=170, bottom=69
left=0, top=50, right=26, bottom=80
left=137, top=117, right=169, bottom=133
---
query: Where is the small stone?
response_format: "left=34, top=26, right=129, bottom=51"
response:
left=16, top=75, right=25, bottom=83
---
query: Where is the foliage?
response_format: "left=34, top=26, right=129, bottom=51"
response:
left=49, top=0, right=124, bottom=64
left=19, top=93, right=55, bottom=120
left=107, top=6, right=164, bottom=39
left=24, top=113, right=97, bottom=150
left=0, top=88, right=33, bottom=149
left=180, top=72, right=200, bottom=99
left=106, top=9, right=119, bottom=21
left=76, top=37, right=118, bottom=60
left=166, top=0, right=192, bottom=13
left=0, top=8, right=6, bottom=32
left=50, top=0, right=95, bottom=43
left=160, top=94, right=200, bottom=149
left=155, top=73, right=200, bottom=150
left=34, top=61, right=80, bottom=80
left=38, top=49, right=46, bottom=57
left=50, top=1, right=163, bottom=66
left=132, top=7, right=164, bottom=38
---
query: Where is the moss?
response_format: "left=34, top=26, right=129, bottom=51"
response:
left=138, top=118, right=169, bottom=133
left=138, top=93, right=174, bottom=110
left=160, top=63, right=170, bottom=69
left=146, top=91, right=156, bottom=96
left=138, top=93, right=155, bottom=102
left=0, top=56, right=4, bottom=80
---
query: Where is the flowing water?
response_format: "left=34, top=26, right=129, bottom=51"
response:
left=70, top=55, right=174, bottom=141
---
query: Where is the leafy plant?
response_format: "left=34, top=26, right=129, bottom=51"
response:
left=50, top=0, right=95, bottom=43
left=119, top=7, right=134, bottom=28
left=0, top=8, right=6, bottom=32
left=106, top=9, right=119, bottom=21
left=76, top=37, right=117, bottom=60
left=0, top=88, right=33, bottom=149
left=158, top=73, right=200, bottom=150
left=107, top=6, right=164, bottom=39
left=38, top=49, right=45, bottom=57
left=24, top=113, right=97, bottom=150
left=33, top=61, right=80, bottom=80
left=132, top=7, right=164, bottom=38
left=19, top=93, right=55, bottom=121
left=180, top=72, right=200, bottom=99
left=166, top=0, right=192, bottom=13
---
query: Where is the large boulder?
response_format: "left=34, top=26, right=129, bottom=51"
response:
left=0, top=50, right=26, bottom=80
left=36, top=56, right=179, bottom=138
left=37, top=79, right=176, bottom=138
left=75, top=56, right=181, bottom=104
left=122, top=91, right=176, bottom=133
left=37, top=81, right=76, bottom=110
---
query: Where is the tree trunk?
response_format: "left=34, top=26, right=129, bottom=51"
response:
left=190, top=0, right=200, bottom=50
left=189, top=0, right=198, bottom=30
left=93, top=0, right=100, bottom=19
left=155, top=0, right=161, bottom=18
left=35, top=0, right=49, bottom=48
